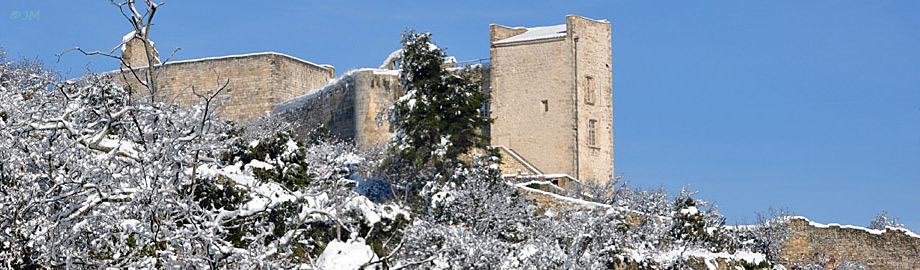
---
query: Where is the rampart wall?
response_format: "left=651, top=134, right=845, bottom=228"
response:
left=781, top=218, right=920, bottom=269
left=119, top=52, right=333, bottom=122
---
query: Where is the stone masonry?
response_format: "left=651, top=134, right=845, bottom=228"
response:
left=273, top=69, right=403, bottom=146
left=490, top=15, right=614, bottom=183
left=112, top=16, right=920, bottom=267
left=781, top=218, right=920, bottom=269
left=118, top=38, right=334, bottom=122
left=118, top=16, right=613, bottom=184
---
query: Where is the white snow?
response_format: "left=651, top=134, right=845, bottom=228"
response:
left=316, top=240, right=379, bottom=270
left=345, top=196, right=384, bottom=225
left=97, top=137, right=141, bottom=159
left=119, top=30, right=156, bottom=56
left=679, top=206, right=699, bottom=216
left=168, top=52, right=329, bottom=70
left=276, top=68, right=393, bottom=113
left=282, top=139, right=300, bottom=158
left=371, top=69, right=399, bottom=76
left=493, top=24, right=567, bottom=45
left=120, top=31, right=136, bottom=53
left=245, top=159, right=274, bottom=170
left=335, top=153, right=364, bottom=166
left=119, top=219, right=142, bottom=232
left=379, top=49, right=403, bottom=69
left=627, top=247, right=766, bottom=270
left=110, top=51, right=331, bottom=73
left=432, top=136, right=451, bottom=158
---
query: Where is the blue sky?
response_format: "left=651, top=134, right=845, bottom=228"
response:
left=2, top=1, right=918, bottom=231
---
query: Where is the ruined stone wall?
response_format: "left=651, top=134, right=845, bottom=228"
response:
left=567, top=15, right=614, bottom=182
left=781, top=218, right=920, bottom=269
left=119, top=52, right=333, bottom=122
left=490, top=30, right=576, bottom=178
left=273, top=71, right=358, bottom=141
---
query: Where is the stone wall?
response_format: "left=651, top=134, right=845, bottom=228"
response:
left=119, top=52, right=334, bottom=122
left=781, top=218, right=920, bottom=269
left=122, top=37, right=159, bottom=69
left=490, top=26, right=576, bottom=179
left=273, top=54, right=337, bottom=108
left=353, top=70, right=402, bottom=147
left=273, top=70, right=360, bottom=141
left=276, top=67, right=492, bottom=149
left=567, top=15, right=614, bottom=182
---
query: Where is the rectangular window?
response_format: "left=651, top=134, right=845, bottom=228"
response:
left=585, top=76, right=596, bottom=105
left=588, top=119, right=597, bottom=147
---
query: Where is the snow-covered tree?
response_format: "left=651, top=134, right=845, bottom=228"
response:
left=0, top=50, right=238, bottom=267
left=386, top=30, right=492, bottom=188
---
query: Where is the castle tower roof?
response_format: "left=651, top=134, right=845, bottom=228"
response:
left=492, top=24, right=566, bottom=45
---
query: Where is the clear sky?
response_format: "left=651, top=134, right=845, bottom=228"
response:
left=2, top=1, right=918, bottom=231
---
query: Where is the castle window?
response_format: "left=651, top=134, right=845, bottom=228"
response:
left=541, top=100, right=548, bottom=112
left=587, top=119, right=597, bottom=147
left=585, top=76, right=596, bottom=105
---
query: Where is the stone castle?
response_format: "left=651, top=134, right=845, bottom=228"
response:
left=121, top=15, right=615, bottom=184
left=116, top=15, right=919, bottom=268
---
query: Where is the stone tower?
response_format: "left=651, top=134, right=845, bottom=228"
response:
left=121, top=33, right=160, bottom=69
left=489, top=15, right=613, bottom=183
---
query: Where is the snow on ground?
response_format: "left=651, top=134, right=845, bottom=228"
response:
left=316, top=240, right=379, bottom=270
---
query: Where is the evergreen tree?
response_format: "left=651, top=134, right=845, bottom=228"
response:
left=388, top=30, right=493, bottom=184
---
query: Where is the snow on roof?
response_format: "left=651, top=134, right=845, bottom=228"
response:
left=102, top=52, right=332, bottom=77
left=119, top=30, right=155, bottom=53
left=164, top=52, right=331, bottom=70
left=274, top=68, right=363, bottom=113
left=379, top=49, right=403, bottom=69
left=274, top=68, right=398, bottom=114
left=493, top=24, right=567, bottom=45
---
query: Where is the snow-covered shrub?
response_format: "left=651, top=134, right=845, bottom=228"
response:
left=868, top=211, right=905, bottom=230
left=734, top=207, right=794, bottom=262
left=670, top=187, right=729, bottom=251
left=0, top=51, right=410, bottom=269
left=836, top=259, right=868, bottom=270
left=0, top=54, right=239, bottom=268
